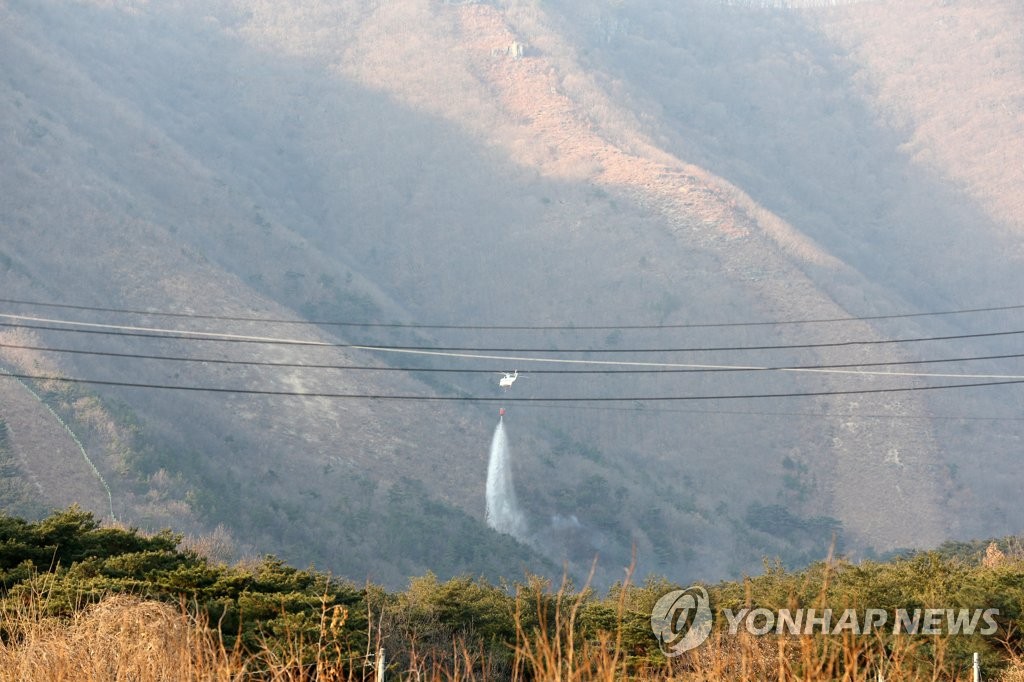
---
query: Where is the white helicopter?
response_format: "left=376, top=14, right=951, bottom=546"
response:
left=498, top=370, right=519, bottom=389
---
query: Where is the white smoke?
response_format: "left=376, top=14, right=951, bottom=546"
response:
left=485, top=418, right=528, bottom=541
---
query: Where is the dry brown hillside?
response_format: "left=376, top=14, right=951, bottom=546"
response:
left=815, top=0, right=1024, bottom=236
left=0, top=0, right=1021, bottom=587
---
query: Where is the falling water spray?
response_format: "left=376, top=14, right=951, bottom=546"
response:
left=485, top=416, right=528, bottom=540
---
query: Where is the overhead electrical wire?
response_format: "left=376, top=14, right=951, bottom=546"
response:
left=2, top=371, right=1022, bottom=401
left=478, top=401, right=1024, bottom=421
left=1, top=296, right=1022, bottom=330
left=3, top=312, right=1024, bottom=380
left=1, top=340, right=1023, bottom=379
left=2, top=308, right=1022, bottom=408
left=2, top=370, right=1018, bottom=420
left=1, top=302, right=1020, bottom=421
left=3, top=323, right=1024, bottom=378
left=2, top=313, right=1024, bottom=354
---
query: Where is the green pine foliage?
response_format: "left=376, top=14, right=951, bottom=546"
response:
left=0, top=508, right=367, bottom=655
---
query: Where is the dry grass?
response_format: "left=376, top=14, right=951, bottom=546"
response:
left=1002, top=657, right=1024, bottom=682
left=668, top=628, right=962, bottom=682
left=0, top=584, right=1011, bottom=682
left=510, top=577, right=626, bottom=682
left=0, top=593, right=245, bottom=682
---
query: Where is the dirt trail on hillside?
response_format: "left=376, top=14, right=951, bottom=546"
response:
left=0, top=375, right=111, bottom=519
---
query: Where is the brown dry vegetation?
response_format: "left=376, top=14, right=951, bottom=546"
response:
left=0, top=590, right=1018, bottom=682
left=814, top=0, right=1024, bottom=237
left=0, top=595, right=237, bottom=682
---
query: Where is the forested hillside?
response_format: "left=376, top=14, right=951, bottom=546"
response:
left=0, top=0, right=1022, bottom=588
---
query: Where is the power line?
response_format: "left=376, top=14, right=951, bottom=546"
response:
left=3, top=316, right=1024, bottom=380
left=3, top=314, right=1024, bottom=354
left=494, top=401, right=1024, bottom=421
left=3, top=371, right=1022, bottom=401
left=3, top=367, right=1018, bottom=420
left=2, top=296, right=1022, bottom=330
left=2, top=340, right=1023, bottom=378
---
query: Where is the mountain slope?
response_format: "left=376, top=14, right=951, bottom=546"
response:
left=1, top=0, right=1021, bottom=587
